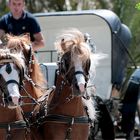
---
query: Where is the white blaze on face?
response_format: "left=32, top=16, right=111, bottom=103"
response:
left=74, top=58, right=86, bottom=93
left=0, top=63, right=20, bottom=105
left=8, top=83, right=20, bottom=105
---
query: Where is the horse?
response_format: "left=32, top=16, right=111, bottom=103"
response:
left=3, top=29, right=98, bottom=140
left=29, top=28, right=97, bottom=140
left=4, top=34, right=47, bottom=140
left=0, top=42, right=30, bottom=140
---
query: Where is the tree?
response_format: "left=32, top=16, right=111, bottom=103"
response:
left=0, top=0, right=9, bottom=17
left=24, top=0, right=113, bottom=13
left=0, top=0, right=139, bottom=66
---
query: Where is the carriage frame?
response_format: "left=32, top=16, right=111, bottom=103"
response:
left=34, top=10, right=140, bottom=139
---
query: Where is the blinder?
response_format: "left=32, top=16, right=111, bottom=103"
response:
left=0, top=74, right=18, bottom=104
left=59, top=52, right=71, bottom=76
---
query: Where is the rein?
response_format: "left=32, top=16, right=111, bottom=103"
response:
left=0, top=120, right=28, bottom=130
left=24, top=74, right=48, bottom=92
left=15, top=45, right=48, bottom=107
left=30, top=72, right=93, bottom=125
left=27, top=73, right=92, bottom=127
left=32, top=114, right=90, bottom=131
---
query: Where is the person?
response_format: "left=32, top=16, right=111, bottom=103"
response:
left=0, top=0, right=45, bottom=51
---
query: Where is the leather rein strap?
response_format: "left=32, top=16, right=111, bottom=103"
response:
left=45, top=114, right=89, bottom=123
left=0, top=120, right=27, bottom=130
left=42, top=114, right=90, bottom=140
left=33, top=114, right=90, bottom=126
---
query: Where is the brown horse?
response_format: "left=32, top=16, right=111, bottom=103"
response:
left=4, top=29, right=97, bottom=140
left=0, top=44, right=30, bottom=140
left=31, top=28, right=96, bottom=140
left=3, top=34, right=47, bottom=140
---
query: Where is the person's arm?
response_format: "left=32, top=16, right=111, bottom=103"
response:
left=32, top=32, right=45, bottom=51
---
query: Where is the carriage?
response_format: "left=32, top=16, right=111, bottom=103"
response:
left=34, top=9, right=131, bottom=99
left=34, top=10, right=140, bottom=140
left=0, top=9, right=138, bottom=140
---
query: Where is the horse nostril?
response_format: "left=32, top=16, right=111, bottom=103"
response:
left=18, top=97, right=22, bottom=105
left=11, top=96, right=20, bottom=106
left=78, top=83, right=85, bottom=93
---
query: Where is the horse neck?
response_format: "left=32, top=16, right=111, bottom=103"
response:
left=48, top=75, right=86, bottom=116
left=20, top=61, right=45, bottom=114
left=27, top=55, right=46, bottom=99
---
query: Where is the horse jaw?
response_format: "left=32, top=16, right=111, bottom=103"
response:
left=8, top=83, right=20, bottom=106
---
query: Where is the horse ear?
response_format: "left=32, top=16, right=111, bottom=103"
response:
left=61, top=38, right=66, bottom=52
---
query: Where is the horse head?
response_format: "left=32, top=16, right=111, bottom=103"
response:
left=0, top=34, right=32, bottom=139
left=0, top=48, right=25, bottom=107
left=6, top=33, right=46, bottom=96
left=55, top=28, right=91, bottom=97
left=0, top=34, right=36, bottom=106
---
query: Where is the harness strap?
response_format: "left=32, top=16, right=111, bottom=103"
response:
left=39, top=114, right=90, bottom=124
left=65, top=117, right=74, bottom=140
left=0, top=120, right=27, bottom=130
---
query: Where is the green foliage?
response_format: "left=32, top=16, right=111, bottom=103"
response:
left=0, top=0, right=9, bottom=17
left=0, top=0, right=139, bottom=66
left=129, top=11, right=140, bottom=65
left=135, top=2, right=140, bottom=10
left=113, top=0, right=135, bottom=23
left=46, top=0, right=65, bottom=11
left=112, top=0, right=140, bottom=66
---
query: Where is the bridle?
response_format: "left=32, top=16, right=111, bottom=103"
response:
left=0, top=38, right=47, bottom=139
left=0, top=58, right=29, bottom=140
left=27, top=50, right=92, bottom=126
left=58, top=51, right=91, bottom=96
left=29, top=52, right=93, bottom=140
left=58, top=51, right=90, bottom=85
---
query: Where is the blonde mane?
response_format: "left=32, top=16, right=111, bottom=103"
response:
left=0, top=49, right=25, bottom=70
left=55, top=28, right=91, bottom=67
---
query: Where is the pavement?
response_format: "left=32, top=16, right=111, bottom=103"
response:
left=115, top=137, right=140, bottom=140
